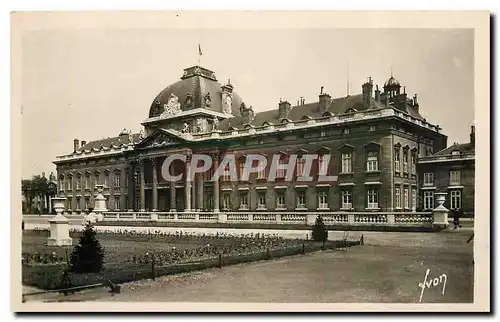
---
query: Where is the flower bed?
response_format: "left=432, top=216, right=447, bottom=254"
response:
left=22, top=228, right=360, bottom=290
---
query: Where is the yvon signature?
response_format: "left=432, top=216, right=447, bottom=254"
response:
left=418, top=268, right=447, bottom=303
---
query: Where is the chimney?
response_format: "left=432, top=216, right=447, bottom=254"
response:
left=42, top=172, right=45, bottom=178
left=278, top=100, right=291, bottom=119
left=374, top=85, right=381, bottom=102
left=362, top=77, right=373, bottom=108
left=73, top=139, right=79, bottom=152
left=470, top=125, right=475, bottom=145
left=81, top=140, right=87, bottom=148
left=318, top=87, right=331, bottom=114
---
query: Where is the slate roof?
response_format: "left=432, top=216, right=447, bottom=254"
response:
left=431, top=142, right=475, bottom=157
left=76, top=133, right=142, bottom=153
left=218, top=93, right=424, bottom=130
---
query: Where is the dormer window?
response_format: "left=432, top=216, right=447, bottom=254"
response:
left=451, top=150, right=461, bottom=156
left=342, top=128, right=350, bottom=135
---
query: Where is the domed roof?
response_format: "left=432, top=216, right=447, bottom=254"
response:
left=148, top=66, right=244, bottom=118
left=384, top=76, right=401, bottom=87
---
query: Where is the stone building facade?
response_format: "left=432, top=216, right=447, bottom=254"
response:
left=417, top=126, right=475, bottom=215
left=54, top=65, right=448, bottom=213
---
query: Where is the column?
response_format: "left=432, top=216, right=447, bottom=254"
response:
left=71, top=174, right=76, bottom=212
left=196, top=173, right=204, bottom=211
left=184, top=154, right=192, bottom=211
left=212, top=154, right=220, bottom=212
left=127, top=163, right=135, bottom=210
left=139, top=159, right=145, bottom=211
left=191, top=175, right=196, bottom=210
left=152, top=158, right=158, bottom=211
left=169, top=162, right=176, bottom=211
left=80, top=175, right=86, bottom=211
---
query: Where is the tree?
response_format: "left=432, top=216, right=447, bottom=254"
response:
left=31, top=175, right=49, bottom=213
left=311, top=215, right=328, bottom=243
left=21, top=179, right=34, bottom=213
left=69, top=222, right=105, bottom=273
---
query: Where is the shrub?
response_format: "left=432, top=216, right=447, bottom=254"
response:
left=69, top=222, right=104, bottom=273
left=311, top=215, right=328, bottom=242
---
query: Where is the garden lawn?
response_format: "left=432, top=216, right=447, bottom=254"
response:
left=27, top=228, right=474, bottom=303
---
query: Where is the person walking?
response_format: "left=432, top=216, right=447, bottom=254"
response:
left=452, top=208, right=459, bottom=229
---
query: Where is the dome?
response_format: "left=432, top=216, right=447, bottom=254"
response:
left=148, top=66, right=244, bottom=118
left=384, top=76, right=400, bottom=87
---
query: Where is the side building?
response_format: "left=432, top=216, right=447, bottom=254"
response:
left=53, top=65, right=447, bottom=214
left=417, top=126, right=475, bottom=216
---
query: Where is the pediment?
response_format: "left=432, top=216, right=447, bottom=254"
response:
left=135, top=130, right=184, bottom=150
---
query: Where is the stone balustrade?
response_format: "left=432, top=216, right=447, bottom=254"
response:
left=100, top=210, right=435, bottom=227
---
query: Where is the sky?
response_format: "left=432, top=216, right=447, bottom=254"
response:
left=20, top=27, right=474, bottom=179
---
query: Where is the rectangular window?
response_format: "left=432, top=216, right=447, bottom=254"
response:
left=238, top=161, right=245, bottom=180
left=341, top=190, right=352, bottom=209
left=222, top=164, right=231, bottom=181
left=412, top=188, right=417, bottom=211
left=257, top=160, right=267, bottom=179
left=206, top=193, right=213, bottom=210
left=85, top=176, right=90, bottom=189
left=67, top=198, right=72, bottom=210
left=94, top=174, right=99, bottom=186
left=59, top=179, right=64, bottom=191
left=318, top=190, right=328, bottom=209
left=395, top=187, right=401, bottom=208
left=85, top=197, right=90, bottom=210
left=341, top=153, right=352, bottom=173
left=76, top=177, right=81, bottom=190
left=404, top=187, right=409, bottom=209
left=67, top=178, right=72, bottom=191
left=223, top=194, right=231, bottom=210
left=257, top=192, right=266, bottom=209
left=125, top=172, right=129, bottom=187
left=296, top=191, right=306, bottom=209
left=104, top=174, right=109, bottom=186
left=76, top=197, right=81, bottom=210
left=411, top=154, right=416, bottom=175
left=403, top=152, right=408, bottom=173
left=114, top=173, right=121, bottom=188
left=366, top=151, right=378, bottom=172
left=276, top=192, right=286, bottom=209
left=423, top=191, right=434, bottom=210
left=394, top=149, right=400, bottom=172
left=318, top=155, right=328, bottom=175
left=239, top=193, right=248, bottom=210
left=277, top=157, right=286, bottom=178
left=367, top=188, right=379, bottom=209
left=114, top=197, right=120, bottom=210
left=296, top=157, right=306, bottom=177
left=450, top=170, right=461, bottom=185
left=423, top=172, right=434, bottom=186
left=450, top=190, right=461, bottom=209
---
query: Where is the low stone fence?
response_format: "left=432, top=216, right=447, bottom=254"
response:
left=99, top=211, right=434, bottom=228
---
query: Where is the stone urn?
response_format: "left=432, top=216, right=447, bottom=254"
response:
left=86, top=184, right=108, bottom=222
left=47, top=197, right=73, bottom=246
left=432, top=192, right=449, bottom=229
